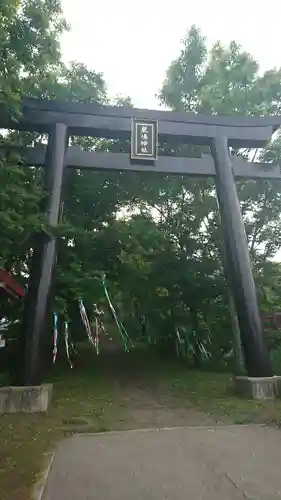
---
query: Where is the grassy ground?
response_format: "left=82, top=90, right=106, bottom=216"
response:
left=1, top=347, right=281, bottom=500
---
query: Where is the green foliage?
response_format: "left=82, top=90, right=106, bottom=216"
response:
left=0, top=0, right=68, bottom=273
left=155, top=26, right=281, bottom=361
left=271, top=345, right=281, bottom=375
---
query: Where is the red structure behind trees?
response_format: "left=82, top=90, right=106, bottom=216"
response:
left=0, top=270, right=25, bottom=299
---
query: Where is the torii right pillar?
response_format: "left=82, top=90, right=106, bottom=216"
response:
left=211, top=136, right=281, bottom=399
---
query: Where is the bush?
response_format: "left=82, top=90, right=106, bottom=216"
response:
left=271, top=345, right=281, bottom=375
left=0, top=372, right=11, bottom=386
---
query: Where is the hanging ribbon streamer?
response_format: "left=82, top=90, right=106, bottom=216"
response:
left=64, top=321, right=74, bottom=368
left=79, top=299, right=96, bottom=347
left=197, top=339, right=210, bottom=359
left=101, top=320, right=112, bottom=341
left=53, top=312, right=58, bottom=364
left=95, top=305, right=112, bottom=341
left=91, top=305, right=112, bottom=354
left=94, top=317, right=100, bottom=355
left=68, top=327, right=77, bottom=355
left=102, top=275, right=133, bottom=352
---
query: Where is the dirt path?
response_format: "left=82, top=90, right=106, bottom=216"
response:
left=94, top=348, right=225, bottom=429
left=114, top=384, right=218, bottom=430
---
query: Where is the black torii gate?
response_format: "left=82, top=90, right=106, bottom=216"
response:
left=1, top=98, right=281, bottom=385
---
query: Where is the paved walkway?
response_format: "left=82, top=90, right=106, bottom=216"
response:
left=42, top=425, right=281, bottom=499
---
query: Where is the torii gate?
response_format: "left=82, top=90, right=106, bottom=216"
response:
left=1, top=98, right=281, bottom=388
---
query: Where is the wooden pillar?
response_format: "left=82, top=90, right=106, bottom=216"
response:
left=211, top=136, right=272, bottom=377
left=21, top=123, right=68, bottom=385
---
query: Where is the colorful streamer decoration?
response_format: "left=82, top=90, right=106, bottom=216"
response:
left=68, top=327, right=77, bottom=355
left=64, top=321, right=74, bottom=368
left=102, top=275, right=134, bottom=352
left=53, top=312, right=58, bottom=364
left=79, top=299, right=96, bottom=347
left=77, top=275, right=133, bottom=356
left=91, top=304, right=111, bottom=354
left=94, top=317, right=100, bottom=355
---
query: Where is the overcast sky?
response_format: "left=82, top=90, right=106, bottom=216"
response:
left=60, top=0, right=281, bottom=109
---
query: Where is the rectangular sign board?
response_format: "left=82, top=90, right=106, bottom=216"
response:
left=130, top=119, right=158, bottom=161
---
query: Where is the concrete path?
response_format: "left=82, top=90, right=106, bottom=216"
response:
left=42, top=425, right=281, bottom=500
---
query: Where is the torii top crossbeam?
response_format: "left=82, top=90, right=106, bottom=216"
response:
left=1, top=98, right=281, bottom=148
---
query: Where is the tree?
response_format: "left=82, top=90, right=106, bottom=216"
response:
left=157, top=26, right=281, bottom=362
left=0, top=0, right=68, bottom=274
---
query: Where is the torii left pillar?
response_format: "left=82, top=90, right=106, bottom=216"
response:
left=21, top=123, right=68, bottom=386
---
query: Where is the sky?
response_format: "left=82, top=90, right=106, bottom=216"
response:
left=60, top=0, right=281, bottom=109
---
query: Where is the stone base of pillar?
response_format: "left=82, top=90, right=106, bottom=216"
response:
left=0, top=384, right=53, bottom=413
left=235, top=376, right=281, bottom=400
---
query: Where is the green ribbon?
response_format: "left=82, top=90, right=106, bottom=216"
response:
left=102, top=275, right=133, bottom=351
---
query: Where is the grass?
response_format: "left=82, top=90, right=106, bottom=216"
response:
left=159, top=369, right=281, bottom=425
left=1, top=347, right=281, bottom=499
left=0, top=354, right=120, bottom=500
